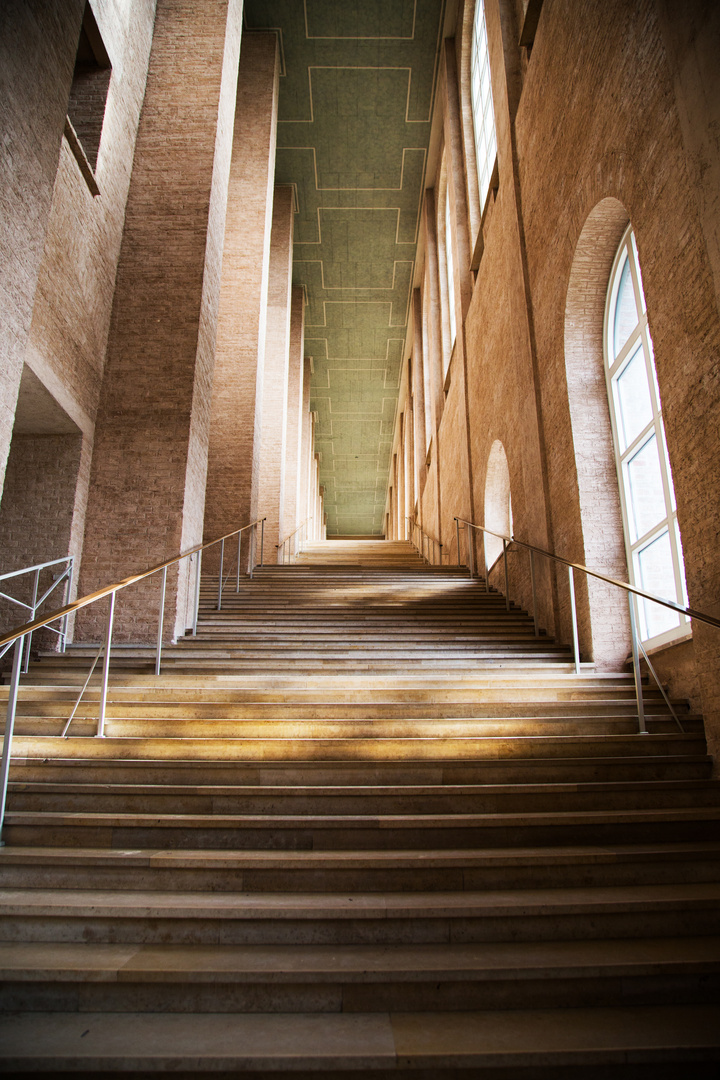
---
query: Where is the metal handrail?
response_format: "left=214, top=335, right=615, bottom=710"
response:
left=455, top=515, right=720, bottom=735
left=276, top=517, right=311, bottom=564
left=455, top=518, right=720, bottom=630
left=0, top=556, right=74, bottom=672
left=0, top=516, right=266, bottom=842
left=407, top=517, right=443, bottom=565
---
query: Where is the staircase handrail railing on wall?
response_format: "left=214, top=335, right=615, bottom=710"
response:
left=0, top=557, right=74, bottom=674
left=455, top=515, right=720, bottom=736
left=276, top=517, right=311, bottom=564
left=407, top=517, right=443, bottom=565
left=0, top=517, right=266, bottom=842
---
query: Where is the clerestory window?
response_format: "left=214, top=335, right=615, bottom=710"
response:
left=65, top=2, right=112, bottom=195
left=470, top=0, right=497, bottom=214
left=604, top=226, right=689, bottom=646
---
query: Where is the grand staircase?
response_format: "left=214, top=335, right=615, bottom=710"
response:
left=1, top=539, right=719, bottom=1075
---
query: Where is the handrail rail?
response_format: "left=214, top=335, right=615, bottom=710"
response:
left=407, top=516, right=443, bottom=565
left=276, top=517, right=311, bottom=564
left=455, top=517, right=720, bottom=631
left=0, top=518, right=265, bottom=651
left=0, top=556, right=73, bottom=584
left=0, top=515, right=267, bottom=842
left=455, top=514, right=719, bottom=738
left=0, top=556, right=74, bottom=673
left=276, top=517, right=310, bottom=549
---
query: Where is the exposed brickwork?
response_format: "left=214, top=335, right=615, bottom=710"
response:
left=18, top=0, right=156, bottom=624
left=77, top=0, right=244, bottom=643
left=204, top=33, right=279, bottom=568
left=0, top=0, right=84, bottom=491
left=393, top=0, right=720, bottom=742
left=0, top=433, right=82, bottom=648
left=515, top=0, right=720, bottom=746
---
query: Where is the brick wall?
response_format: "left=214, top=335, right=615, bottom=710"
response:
left=0, top=1, right=84, bottom=492
left=0, top=433, right=83, bottom=651
left=393, top=0, right=720, bottom=744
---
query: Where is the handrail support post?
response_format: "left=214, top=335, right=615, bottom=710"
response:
left=0, top=635, right=25, bottom=845
left=97, top=591, right=115, bottom=738
left=628, top=594, right=647, bottom=734
left=192, top=551, right=202, bottom=636
left=217, top=538, right=225, bottom=611
left=61, top=560, right=74, bottom=653
left=529, top=550, right=539, bottom=637
left=155, top=565, right=167, bottom=677
left=502, top=539, right=510, bottom=611
left=568, top=566, right=581, bottom=676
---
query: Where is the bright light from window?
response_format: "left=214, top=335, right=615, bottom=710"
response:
left=470, top=1, right=497, bottom=212
left=604, top=226, right=688, bottom=645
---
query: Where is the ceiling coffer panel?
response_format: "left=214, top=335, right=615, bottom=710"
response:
left=245, top=0, right=444, bottom=534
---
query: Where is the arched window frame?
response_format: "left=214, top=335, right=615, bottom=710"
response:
left=603, top=225, right=689, bottom=647
left=470, top=0, right=497, bottom=214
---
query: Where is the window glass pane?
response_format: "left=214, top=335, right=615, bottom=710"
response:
left=470, top=1, right=497, bottom=213
left=604, top=225, right=687, bottom=645
left=615, top=346, right=653, bottom=450
left=626, top=434, right=665, bottom=541
left=613, top=255, right=638, bottom=358
left=637, top=530, right=680, bottom=638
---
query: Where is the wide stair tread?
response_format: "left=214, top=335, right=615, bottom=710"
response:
left=3, top=539, right=720, bottom=1072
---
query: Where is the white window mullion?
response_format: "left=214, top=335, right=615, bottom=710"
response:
left=604, top=225, right=688, bottom=647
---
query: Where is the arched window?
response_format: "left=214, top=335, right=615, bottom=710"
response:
left=470, top=0, right=497, bottom=213
left=444, top=185, right=456, bottom=356
left=604, top=226, right=688, bottom=645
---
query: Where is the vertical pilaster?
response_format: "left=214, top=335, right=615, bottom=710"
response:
left=283, top=286, right=306, bottom=546
left=257, top=186, right=294, bottom=558
left=412, top=290, right=427, bottom=513
left=204, top=32, right=280, bottom=561
left=79, top=0, right=244, bottom=641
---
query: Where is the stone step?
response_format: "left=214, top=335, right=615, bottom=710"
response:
left=8, top=778, right=720, bottom=816
left=2, top=717, right=698, bottom=740
left=5, top=804, right=720, bottom=852
left=8, top=753, right=713, bottom=786
left=5, top=731, right=707, bottom=761
left=8, top=1004, right=719, bottom=1074
left=1, top=937, right=719, bottom=1015
left=2, top=882, right=720, bottom=945
left=3, top=841, right=720, bottom=893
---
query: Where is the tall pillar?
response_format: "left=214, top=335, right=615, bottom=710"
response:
left=283, top=286, right=305, bottom=547
left=0, top=1, right=84, bottom=492
left=78, top=0, right=244, bottom=641
left=257, top=185, right=294, bottom=559
left=204, top=32, right=280, bottom=563
left=412, top=290, right=427, bottom=515
left=298, top=357, right=313, bottom=539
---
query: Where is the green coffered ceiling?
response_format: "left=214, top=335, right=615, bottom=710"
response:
left=245, top=0, right=444, bottom=535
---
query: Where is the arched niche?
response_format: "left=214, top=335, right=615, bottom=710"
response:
left=484, top=438, right=512, bottom=569
left=564, top=196, right=632, bottom=668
